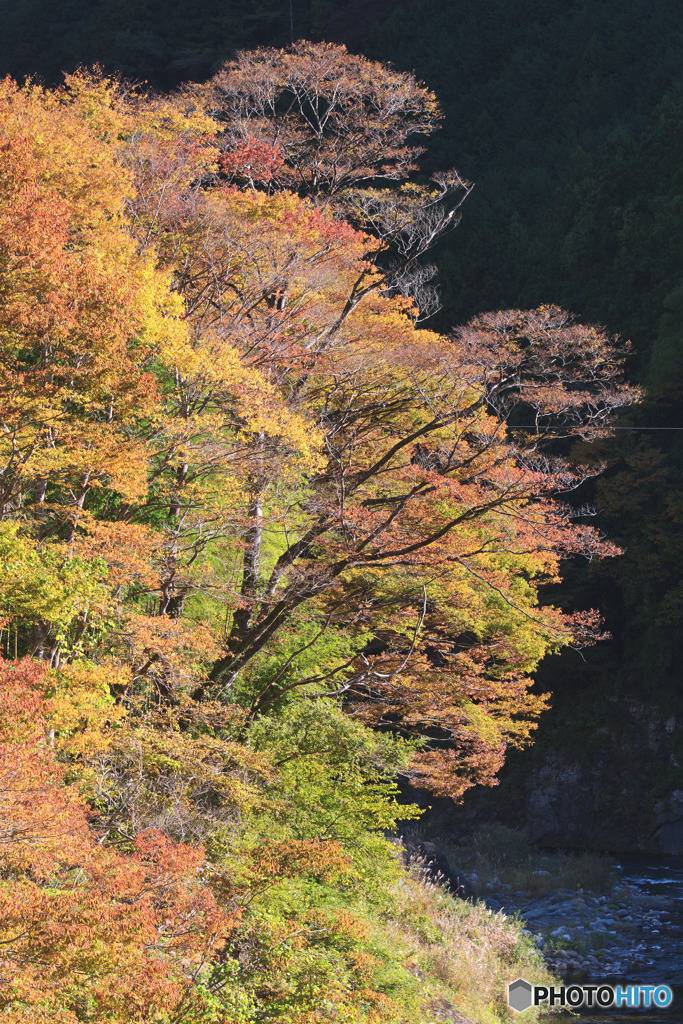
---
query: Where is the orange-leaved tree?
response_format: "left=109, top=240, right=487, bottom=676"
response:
left=193, top=40, right=442, bottom=199
left=0, top=74, right=192, bottom=666
left=202, top=299, right=638, bottom=796
left=0, top=659, right=240, bottom=1022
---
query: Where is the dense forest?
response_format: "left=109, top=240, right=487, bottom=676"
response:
left=3, top=0, right=682, bottom=703
left=0, top=2, right=682, bottom=1020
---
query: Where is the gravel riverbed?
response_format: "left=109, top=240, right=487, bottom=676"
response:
left=482, top=870, right=681, bottom=981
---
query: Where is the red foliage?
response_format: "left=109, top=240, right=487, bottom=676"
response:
left=219, top=138, right=285, bottom=185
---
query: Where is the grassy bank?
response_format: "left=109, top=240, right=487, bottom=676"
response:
left=380, top=862, right=557, bottom=1023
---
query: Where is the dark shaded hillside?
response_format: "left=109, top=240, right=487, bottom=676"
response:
left=0, top=0, right=408, bottom=89
left=351, top=0, right=683, bottom=337
left=0, top=0, right=287, bottom=88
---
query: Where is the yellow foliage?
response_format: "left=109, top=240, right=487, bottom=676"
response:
left=48, top=661, right=129, bottom=756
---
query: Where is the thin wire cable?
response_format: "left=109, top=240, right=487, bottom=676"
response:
left=508, top=425, right=683, bottom=431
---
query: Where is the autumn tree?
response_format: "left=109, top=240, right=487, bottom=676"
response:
left=106, top=66, right=638, bottom=797
left=0, top=74, right=185, bottom=665
left=0, top=655, right=416, bottom=1021
left=0, top=64, right=639, bottom=805
left=195, top=40, right=442, bottom=199
left=198, top=300, right=637, bottom=796
left=0, top=71, right=232, bottom=674
left=186, top=41, right=472, bottom=321
left=0, top=60, right=617, bottom=1023
left=0, top=660, right=240, bottom=1022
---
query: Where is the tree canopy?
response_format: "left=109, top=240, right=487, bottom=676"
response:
left=0, top=54, right=635, bottom=1020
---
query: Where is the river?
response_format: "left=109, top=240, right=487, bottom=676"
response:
left=541, top=856, right=683, bottom=1023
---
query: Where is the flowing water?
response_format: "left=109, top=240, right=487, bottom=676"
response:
left=541, top=856, right=683, bottom=1023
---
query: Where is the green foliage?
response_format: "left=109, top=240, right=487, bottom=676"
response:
left=248, top=699, right=421, bottom=853
left=0, top=523, right=108, bottom=654
left=233, top=614, right=371, bottom=717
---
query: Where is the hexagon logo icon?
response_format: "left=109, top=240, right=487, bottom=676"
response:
left=508, top=978, right=533, bottom=1012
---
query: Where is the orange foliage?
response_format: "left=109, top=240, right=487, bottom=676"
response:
left=0, top=66, right=638, bottom=804
left=219, top=139, right=285, bottom=186
left=0, top=660, right=237, bottom=1021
